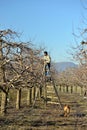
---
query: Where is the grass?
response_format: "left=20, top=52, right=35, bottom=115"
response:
left=0, top=87, right=87, bottom=130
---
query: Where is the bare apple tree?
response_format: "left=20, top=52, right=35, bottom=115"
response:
left=0, top=29, right=45, bottom=115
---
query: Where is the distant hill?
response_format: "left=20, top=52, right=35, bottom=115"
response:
left=53, top=62, right=78, bottom=72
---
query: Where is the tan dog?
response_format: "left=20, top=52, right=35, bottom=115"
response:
left=63, top=104, right=70, bottom=117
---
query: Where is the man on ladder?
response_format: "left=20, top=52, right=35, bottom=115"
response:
left=43, top=51, right=51, bottom=77
left=43, top=51, right=63, bottom=109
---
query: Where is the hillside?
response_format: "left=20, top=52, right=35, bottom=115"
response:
left=54, top=62, right=78, bottom=72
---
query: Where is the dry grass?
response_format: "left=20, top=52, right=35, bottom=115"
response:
left=0, top=89, right=87, bottom=130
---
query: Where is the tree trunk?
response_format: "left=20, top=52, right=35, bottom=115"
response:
left=32, top=87, right=35, bottom=101
left=1, top=92, right=7, bottom=116
left=59, top=85, right=61, bottom=92
left=44, top=84, right=47, bottom=107
left=16, top=88, right=21, bottom=110
left=27, top=88, right=32, bottom=106
left=0, top=40, right=7, bottom=116
left=80, top=87, right=83, bottom=95
left=70, top=86, right=73, bottom=93
left=75, top=86, right=77, bottom=93
left=63, top=85, right=65, bottom=92
left=66, top=85, right=69, bottom=93
left=39, top=86, right=42, bottom=98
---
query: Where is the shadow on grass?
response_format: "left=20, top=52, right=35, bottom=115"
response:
left=31, top=120, right=56, bottom=127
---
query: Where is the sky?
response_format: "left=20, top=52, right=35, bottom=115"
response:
left=0, top=0, right=87, bottom=63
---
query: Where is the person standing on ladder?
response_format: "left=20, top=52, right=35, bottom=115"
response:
left=43, top=51, right=51, bottom=76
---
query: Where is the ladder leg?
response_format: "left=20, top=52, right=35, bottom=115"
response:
left=52, top=80, right=63, bottom=109
left=32, top=87, right=40, bottom=107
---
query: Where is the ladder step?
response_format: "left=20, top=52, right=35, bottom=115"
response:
left=47, top=91, right=54, bottom=93
left=48, top=101, right=60, bottom=105
left=47, top=96, right=58, bottom=98
left=46, top=83, right=62, bottom=108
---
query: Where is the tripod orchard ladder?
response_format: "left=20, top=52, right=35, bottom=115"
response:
left=32, top=65, right=63, bottom=109
left=44, top=66, right=63, bottom=109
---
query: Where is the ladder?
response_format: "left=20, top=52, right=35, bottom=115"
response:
left=45, top=76, right=63, bottom=109
left=32, top=74, right=63, bottom=109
